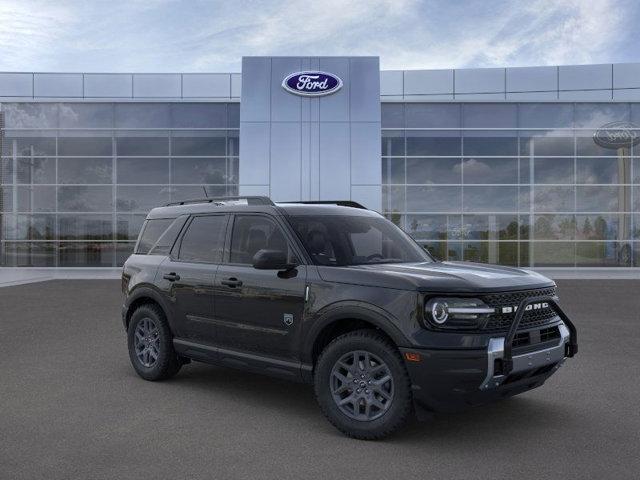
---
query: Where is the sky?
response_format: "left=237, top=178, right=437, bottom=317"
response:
left=0, top=0, right=638, bottom=73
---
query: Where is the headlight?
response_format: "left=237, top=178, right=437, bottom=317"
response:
left=424, top=297, right=494, bottom=329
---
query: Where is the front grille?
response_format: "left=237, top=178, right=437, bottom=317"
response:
left=482, top=287, right=559, bottom=332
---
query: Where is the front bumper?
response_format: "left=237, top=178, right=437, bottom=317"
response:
left=401, top=323, right=571, bottom=413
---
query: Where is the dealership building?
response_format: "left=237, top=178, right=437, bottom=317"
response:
left=0, top=56, right=639, bottom=270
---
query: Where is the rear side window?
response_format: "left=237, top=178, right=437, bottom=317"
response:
left=178, top=215, right=227, bottom=263
left=136, top=218, right=174, bottom=254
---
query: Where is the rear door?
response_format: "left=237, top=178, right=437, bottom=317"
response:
left=213, top=214, right=307, bottom=361
left=157, top=214, right=229, bottom=344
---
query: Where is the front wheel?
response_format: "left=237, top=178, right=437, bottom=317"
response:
left=127, top=304, right=182, bottom=381
left=314, top=330, right=413, bottom=440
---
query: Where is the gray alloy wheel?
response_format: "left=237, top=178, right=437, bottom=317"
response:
left=330, top=350, right=395, bottom=421
left=133, top=317, right=161, bottom=368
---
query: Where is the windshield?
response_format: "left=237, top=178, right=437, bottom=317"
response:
left=287, top=215, right=433, bottom=266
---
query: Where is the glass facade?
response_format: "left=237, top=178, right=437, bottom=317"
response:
left=0, top=102, right=239, bottom=267
left=382, top=103, right=640, bottom=267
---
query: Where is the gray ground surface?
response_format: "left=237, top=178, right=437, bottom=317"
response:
left=1, top=279, right=639, bottom=480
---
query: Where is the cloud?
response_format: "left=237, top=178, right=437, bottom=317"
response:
left=0, top=0, right=636, bottom=72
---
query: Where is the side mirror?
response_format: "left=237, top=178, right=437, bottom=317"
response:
left=252, top=249, right=297, bottom=271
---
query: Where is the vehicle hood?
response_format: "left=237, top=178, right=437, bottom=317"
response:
left=316, top=261, right=554, bottom=293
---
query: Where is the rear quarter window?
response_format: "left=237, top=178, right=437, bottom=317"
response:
left=135, top=217, right=179, bottom=254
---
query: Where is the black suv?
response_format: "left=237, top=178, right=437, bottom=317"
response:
left=122, top=196, right=577, bottom=439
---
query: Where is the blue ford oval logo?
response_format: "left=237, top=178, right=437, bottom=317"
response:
left=282, top=71, right=343, bottom=97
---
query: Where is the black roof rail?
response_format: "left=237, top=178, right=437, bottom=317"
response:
left=165, top=196, right=275, bottom=207
left=278, top=200, right=367, bottom=209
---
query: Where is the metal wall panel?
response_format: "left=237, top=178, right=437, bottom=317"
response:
left=182, top=74, right=231, bottom=98
left=506, top=66, right=556, bottom=92
left=0, top=73, right=33, bottom=97
left=240, top=57, right=271, bottom=122
left=319, top=122, right=350, bottom=199
left=270, top=57, right=302, bottom=122
left=558, top=90, right=612, bottom=100
left=84, top=74, right=132, bottom=98
left=613, top=63, right=640, bottom=89
left=506, top=91, right=558, bottom=100
left=34, top=74, right=83, bottom=97
left=239, top=122, right=270, bottom=185
left=351, top=122, right=381, bottom=185
left=133, top=74, right=181, bottom=97
left=404, top=69, right=453, bottom=95
left=559, top=64, right=611, bottom=91
left=351, top=185, right=382, bottom=211
left=231, top=74, right=242, bottom=98
left=270, top=122, right=302, bottom=201
left=455, top=68, right=504, bottom=94
left=319, top=57, right=350, bottom=122
left=350, top=57, right=381, bottom=122
left=613, top=88, right=640, bottom=101
left=380, top=70, right=403, bottom=96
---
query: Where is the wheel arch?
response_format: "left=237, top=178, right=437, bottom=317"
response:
left=124, top=286, right=172, bottom=331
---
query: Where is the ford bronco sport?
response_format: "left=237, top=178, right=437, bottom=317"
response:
left=121, top=196, right=578, bottom=439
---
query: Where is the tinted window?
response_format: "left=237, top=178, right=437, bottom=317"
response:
left=289, top=215, right=431, bottom=266
left=136, top=218, right=174, bottom=254
left=230, top=215, right=291, bottom=264
left=178, top=215, right=227, bottom=263
left=149, top=216, right=187, bottom=255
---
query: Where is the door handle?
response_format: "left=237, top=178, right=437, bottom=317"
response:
left=163, top=272, right=180, bottom=282
left=221, top=277, right=243, bottom=288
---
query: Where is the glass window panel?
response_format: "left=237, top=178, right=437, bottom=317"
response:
left=58, top=103, right=113, bottom=128
left=463, top=104, right=517, bottom=128
left=58, top=158, right=112, bottom=184
left=228, top=104, right=240, bottom=127
left=2, top=242, right=57, bottom=267
left=170, top=103, right=227, bottom=128
left=58, top=186, right=113, bottom=212
left=12, top=214, right=55, bottom=240
left=576, top=242, right=631, bottom=267
left=533, top=158, right=574, bottom=184
left=406, top=214, right=462, bottom=241
left=534, top=186, right=575, bottom=212
left=171, top=134, right=226, bottom=156
left=381, top=158, right=405, bottom=184
left=576, top=135, right=626, bottom=156
left=1, top=186, right=13, bottom=211
left=58, top=242, right=114, bottom=267
left=58, top=214, right=113, bottom=240
left=17, top=185, right=56, bottom=212
left=171, top=158, right=227, bottom=184
left=179, top=215, right=228, bottom=263
left=463, top=241, right=518, bottom=266
left=532, top=241, right=575, bottom=267
left=406, top=104, right=460, bottom=128
left=169, top=185, right=231, bottom=203
left=116, top=214, right=147, bottom=240
left=9, top=136, right=57, bottom=156
left=519, top=158, right=530, bottom=184
left=574, top=103, right=630, bottom=128
left=381, top=130, right=404, bottom=156
left=58, top=137, right=112, bottom=156
left=634, top=158, right=640, bottom=184
left=383, top=213, right=405, bottom=229
left=519, top=133, right=574, bottom=156
left=2, top=103, right=58, bottom=128
left=1, top=158, right=12, bottom=184
left=406, top=158, right=461, bottom=184
left=227, top=158, right=239, bottom=185
left=463, top=186, right=518, bottom=212
left=518, top=104, right=574, bottom=129
left=533, top=215, right=576, bottom=240
left=116, top=243, right=136, bottom=267
left=116, top=136, right=169, bottom=156
left=116, top=185, right=171, bottom=212
left=576, top=157, right=627, bottom=184
left=575, top=214, right=628, bottom=241
left=381, top=104, right=404, bottom=128
left=462, top=215, right=519, bottom=240
left=419, top=241, right=462, bottom=261
left=117, top=158, right=169, bottom=184
left=382, top=186, right=405, bottom=213
left=407, top=186, right=462, bottom=213
left=114, top=104, right=170, bottom=128
left=634, top=215, right=640, bottom=240
left=227, top=130, right=239, bottom=157
left=463, top=135, right=518, bottom=156
left=462, top=157, right=517, bottom=184
left=576, top=185, right=628, bottom=212
left=519, top=215, right=531, bottom=240
left=406, top=131, right=461, bottom=156
left=16, top=157, right=56, bottom=184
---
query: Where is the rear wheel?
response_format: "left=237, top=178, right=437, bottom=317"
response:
left=127, top=304, right=181, bottom=381
left=314, top=329, right=412, bottom=440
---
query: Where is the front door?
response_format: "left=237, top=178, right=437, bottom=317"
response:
left=213, top=214, right=307, bottom=361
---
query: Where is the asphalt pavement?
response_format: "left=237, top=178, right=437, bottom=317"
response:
left=1, top=279, right=639, bottom=479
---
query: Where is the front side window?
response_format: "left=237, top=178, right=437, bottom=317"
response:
left=178, top=215, right=227, bottom=263
left=229, top=215, right=291, bottom=264
left=288, top=215, right=432, bottom=266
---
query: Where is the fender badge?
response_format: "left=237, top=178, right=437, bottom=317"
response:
left=283, top=314, right=294, bottom=326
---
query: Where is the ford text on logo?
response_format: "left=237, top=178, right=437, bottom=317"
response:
left=282, top=71, right=343, bottom=97
left=593, top=121, right=640, bottom=149
left=501, top=302, right=549, bottom=314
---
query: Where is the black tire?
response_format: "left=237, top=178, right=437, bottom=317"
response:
left=127, top=304, right=182, bottom=381
left=314, top=329, right=412, bottom=440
